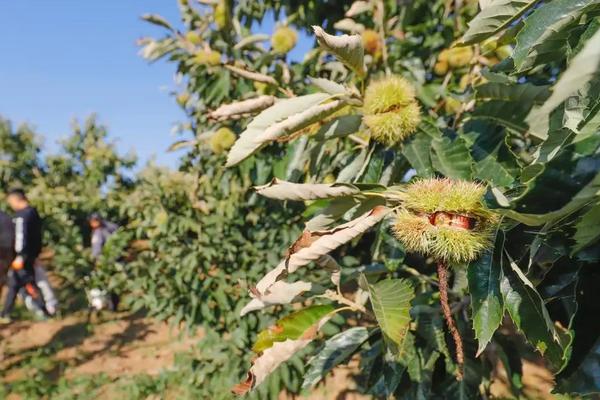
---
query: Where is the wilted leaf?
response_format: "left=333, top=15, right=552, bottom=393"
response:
left=224, top=64, right=277, bottom=85
left=240, top=280, right=313, bottom=316
left=141, top=14, right=174, bottom=31
left=313, top=26, right=365, bottom=76
left=254, top=178, right=361, bottom=201
left=309, top=77, right=349, bottom=96
left=285, top=206, right=391, bottom=273
left=167, top=139, right=197, bottom=152
left=253, top=304, right=335, bottom=352
left=209, top=95, right=275, bottom=120
left=253, top=206, right=390, bottom=295
left=334, top=18, right=365, bottom=33
left=226, top=93, right=344, bottom=166
left=232, top=338, right=312, bottom=395
left=345, top=1, right=372, bottom=17
left=302, top=327, right=370, bottom=389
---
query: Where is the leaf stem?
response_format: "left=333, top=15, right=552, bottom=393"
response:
left=321, top=289, right=373, bottom=318
left=437, top=260, right=464, bottom=380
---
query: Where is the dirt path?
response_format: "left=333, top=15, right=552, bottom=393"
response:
left=0, top=311, right=201, bottom=384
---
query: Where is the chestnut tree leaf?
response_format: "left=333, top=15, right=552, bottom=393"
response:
left=313, top=26, right=365, bottom=76
left=226, top=93, right=344, bottom=166
left=364, top=277, right=414, bottom=353
left=209, top=95, right=275, bottom=120
left=302, top=327, right=370, bottom=389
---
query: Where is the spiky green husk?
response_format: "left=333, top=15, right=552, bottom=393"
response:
left=392, top=178, right=498, bottom=264
left=271, top=27, right=298, bottom=54
left=393, top=210, right=494, bottom=264
left=194, top=49, right=221, bottom=66
left=176, top=92, right=190, bottom=107
left=363, top=76, right=416, bottom=115
left=363, top=102, right=421, bottom=145
left=214, top=1, right=229, bottom=30
left=403, top=178, right=493, bottom=219
left=210, top=127, right=236, bottom=154
left=362, top=76, right=421, bottom=145
left=438, top=47, right=474, bottom=69
left=185, top=31, right=202, bottom=45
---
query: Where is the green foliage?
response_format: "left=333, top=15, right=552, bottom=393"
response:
left=3, top=0, right=600, bottom=398
left=0, top=116, right=135, bottom=307
left=139, top=0, right=600, bottom=397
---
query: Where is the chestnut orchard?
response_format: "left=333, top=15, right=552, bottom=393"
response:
left=135, top=0, right=600, bottom=398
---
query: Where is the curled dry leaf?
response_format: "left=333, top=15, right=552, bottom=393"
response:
left=209, top=95, right=275, bottom=120
left=167, top=139, right=197, bottom=152
left=254, top=178, right=360, bottom=201
left=233, top=33, right=270, bottom=50
left=240, top=280, right=313, bottom=316
left=253, top=206, right=391, bottom=294
left=286, top=206, right=391, bottom=273
left=226, top=94, right=345, bottom=166
left=224, top=64, right=278, bottom=85
left=312, top=26, right=365, bottom=76
left=232, top=339, right=312, bottom=395
left=334, top=18, right=365, bottom=33
left=233, top=308, right=334, bottom=395
left=345, top=1, right=372, bottom=17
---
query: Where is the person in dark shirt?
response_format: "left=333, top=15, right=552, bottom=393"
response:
left=0, top=189, right=50, bottom=322
left=0, top=210, right=15, bottom=292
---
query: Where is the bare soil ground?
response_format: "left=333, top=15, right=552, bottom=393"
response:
left=0, top=309, right=557, bottom=400
left=1, top=311, right=200, bottom=397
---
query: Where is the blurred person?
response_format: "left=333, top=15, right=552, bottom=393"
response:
left=88, top=212, right=119, bottom=311
left=0, top=210, right=15, bottom=293
left=0, top=189, right=50, bottom=323
left=21, top=259, right=59, bottom=317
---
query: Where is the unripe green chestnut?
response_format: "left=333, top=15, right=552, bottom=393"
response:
left=362, top=75, right=421, bottom=145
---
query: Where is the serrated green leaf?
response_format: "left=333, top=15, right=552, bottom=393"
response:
left=253, top=304, right=335, bottom=353
left=460, top=0, right=539, bottom=45
left=513, top=0, right=600, bottom=72
left=364, top=277, right=414, bottom=352
left=527, top=28, right=600, bottom=138
left=572, top=202, right=600, bottom=253
left=302, top=327, right=370, bottom=389
left=430, top=136, right=473, bottom=180
left=468, top=232, right=504, bottom=356
left=402, top=132, right=434, bottom=177
left=500, top=253, right=567, bottom=371
left=313, top=26, right=365, bottom=76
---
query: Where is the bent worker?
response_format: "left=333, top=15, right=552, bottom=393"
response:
left=88, top=212, right=119, bottom=311
left=0, top=189, right=50, bottom=323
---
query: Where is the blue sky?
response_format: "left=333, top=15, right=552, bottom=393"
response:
left=0, top=2, right=312, bottom=168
